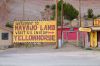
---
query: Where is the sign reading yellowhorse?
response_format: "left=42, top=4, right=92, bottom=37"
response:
left=13, top=21, right=57, bottom=43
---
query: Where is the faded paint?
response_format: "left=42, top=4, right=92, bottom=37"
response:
left=90, top=32, right=97, bottom=48
left=85, top=33, right=90, bottom=48
left=58, top=28, right=79, bottom=41
left=67, top=32, right=77, bottom=40
left=85, top=32, right=98, bottom=48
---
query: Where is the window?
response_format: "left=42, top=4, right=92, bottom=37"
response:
left=2, top=33, right=9, bottom=40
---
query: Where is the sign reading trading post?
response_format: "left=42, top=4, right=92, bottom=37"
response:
left=13, top=21, right=57, bottom=43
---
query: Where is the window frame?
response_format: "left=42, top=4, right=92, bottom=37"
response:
left=1, top=33, right=9, bottom=40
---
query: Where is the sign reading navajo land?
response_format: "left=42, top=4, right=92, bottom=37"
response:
left=13, top=21, right=57, bottom=43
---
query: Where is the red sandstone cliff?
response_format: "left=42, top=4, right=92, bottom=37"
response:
left=0, top=0, right=100, bottom=27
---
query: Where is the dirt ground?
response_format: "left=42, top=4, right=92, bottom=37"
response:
left=0, top=43, right=84, bottom=54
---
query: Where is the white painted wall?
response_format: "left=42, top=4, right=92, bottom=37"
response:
left=0, top=28, right=12, bottom=48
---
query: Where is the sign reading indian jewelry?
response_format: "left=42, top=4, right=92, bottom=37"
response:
left=13, top=21, right=57, bottom=43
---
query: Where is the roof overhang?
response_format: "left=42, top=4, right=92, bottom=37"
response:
left=91, top=27, right=100, bottom=31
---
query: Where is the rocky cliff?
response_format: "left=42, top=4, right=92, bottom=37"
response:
left=0, top=0, right=100, bottom=27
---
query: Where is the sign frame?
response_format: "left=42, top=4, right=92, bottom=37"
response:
left=13, top=20, right=57, bottom=43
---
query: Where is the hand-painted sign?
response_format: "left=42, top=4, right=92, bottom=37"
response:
left=13, top=21, right=57, bottom=43
left=94, top=19, right=100, bottom=26
left=79, top=27, right=91, bottom=32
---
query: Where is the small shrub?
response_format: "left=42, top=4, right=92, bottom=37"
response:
left=87, top=9, right=94, bottom=18
left=45, top=5, right=50, bottom=9
left=5, top=22, right=13, bottom=28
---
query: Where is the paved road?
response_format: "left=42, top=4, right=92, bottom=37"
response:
left=0, top=51, right=100, bottom=66
left=0, top=45, right=100, bottom=66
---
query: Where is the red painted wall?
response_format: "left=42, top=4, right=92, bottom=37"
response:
left=63, top=32, right=67, bottom=40
left=67, top=32, right=77, bottom=40
left=58, top=28, right=79, bottom=41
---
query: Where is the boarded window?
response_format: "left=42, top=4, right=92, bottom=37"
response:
left=2, top=33, right=9, bottom=40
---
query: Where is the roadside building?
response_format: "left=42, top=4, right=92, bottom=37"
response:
left=0, top=26, right=13, bottom=49
left=79, top=19, right=100, bottom=48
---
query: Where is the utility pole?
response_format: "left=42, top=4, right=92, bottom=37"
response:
left=79, top=0, right=81, bottom=27
left=61, top=0, right=63, bottom=46
left=79, top=0, right=85, bottom=47
left=23, top=0, right=25, bottom=20
left=55, top=0, right=58, bottom=49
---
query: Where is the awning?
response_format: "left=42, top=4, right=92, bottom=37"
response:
left=91, top=27, right=100, bottom=31
left=79, top=27, right=91, bottom=32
